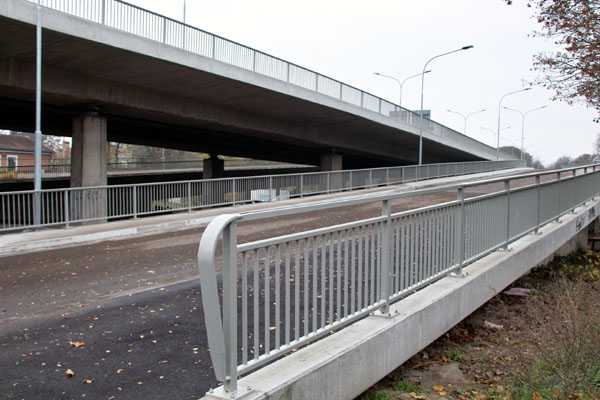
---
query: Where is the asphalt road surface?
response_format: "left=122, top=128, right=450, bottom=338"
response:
left=1, top=179, right=545, bottom=399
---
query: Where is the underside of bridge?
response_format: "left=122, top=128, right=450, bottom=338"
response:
left=0, top=1, right=495, bottom=188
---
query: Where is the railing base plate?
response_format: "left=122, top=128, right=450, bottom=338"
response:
left=205, top=386, right=253, bottom=400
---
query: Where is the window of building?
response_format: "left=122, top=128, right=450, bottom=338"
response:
left=7, top=155, right=18, bottom=171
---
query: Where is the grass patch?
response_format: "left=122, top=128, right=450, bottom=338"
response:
left=392, top=380, right=418, bottom=393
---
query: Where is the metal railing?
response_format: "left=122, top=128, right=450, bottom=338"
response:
left=21, top=0, right=511, bottom=161
left=196, top=164, right=600, bottom=395
left=0, top=160, right=524, bottom=231
left=0, top=159, right=311, bottom=181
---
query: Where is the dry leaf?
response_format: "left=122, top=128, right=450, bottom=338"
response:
left=68, top=340, right=85, bottom=348
left=439, top=392, right=447, bottom=396
left=82, top=379, right=92, bottom=384
left=532, top=392, right=543, bottom=400
left=65, top=369, right=75, bottom=377
left=433, top=385, right=444, bottom=391
left=409, top=393, right=425, bottom=400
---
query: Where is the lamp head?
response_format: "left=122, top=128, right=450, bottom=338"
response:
left=462, top=45, right=474, bottom=50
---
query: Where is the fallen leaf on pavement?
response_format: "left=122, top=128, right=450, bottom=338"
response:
left=65, top=369, right=75, bottom=377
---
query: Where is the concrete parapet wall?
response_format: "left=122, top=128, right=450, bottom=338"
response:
left=204, top=199, right=599, bottom=400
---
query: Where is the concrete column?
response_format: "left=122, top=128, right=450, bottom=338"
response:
left=202, top=155, right=225, bottom=205
left=70, top=112, right=107, bottom=222
left=321, top=152, right=343, bottom=192
left=203, top=155, right=224, bottom=179
left=320, top=152, right=342, bottom=172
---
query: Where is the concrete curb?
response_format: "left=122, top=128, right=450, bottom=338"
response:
left=0, top=216, right=214, bottom=256
left=203, top=198, right=598, bottom=400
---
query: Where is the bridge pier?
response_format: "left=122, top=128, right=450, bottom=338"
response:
left=202, top=155, right=224, bottom=179
left=70, top=112, right=107, bottom=222
left=320, top=152, right=342, bottom=172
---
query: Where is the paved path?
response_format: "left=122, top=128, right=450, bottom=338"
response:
left=0, top=168, right=532, bottom=399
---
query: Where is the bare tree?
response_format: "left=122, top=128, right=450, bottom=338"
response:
left=506, top=1, right=600, bottom=121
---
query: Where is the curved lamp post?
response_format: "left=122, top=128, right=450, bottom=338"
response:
left=374, top=70, right=431, bottom=110
left=446, top=108, right=486, bottom=135
left=503, top=105, right=547, bottom=160
left=418, top=45, right=474, bottom=165
left=481, top=126, right=510, bottom=147
left=496, top=87, right=531, bottom=160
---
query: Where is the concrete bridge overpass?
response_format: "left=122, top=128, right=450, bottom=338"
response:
left=0, top=0, right=513, bottom=191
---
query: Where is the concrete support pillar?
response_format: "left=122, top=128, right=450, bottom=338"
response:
left=70, top=112, right=107, bottom=222
left=320, top=152, right=342, bottom=172
left=203, top=155, right=224, bottom=179
left=202, top=155, right=225, bottom=205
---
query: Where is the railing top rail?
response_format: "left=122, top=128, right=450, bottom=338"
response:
left=216, top=164, right=595, bottom=223
left=0, top=160, right=524, bottom=195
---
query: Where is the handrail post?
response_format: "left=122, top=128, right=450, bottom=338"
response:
left=187, top=181, right=192, bottom=211
left=222, top=222, right=238, bottom=395
left=300, top=174, right=303, bottom=198
left=132, top=185, right=138, bottom=219
left=232, top=179, right=236, bottom=206
left=101, top=0, right=106, bottom=25
left=369, top=169, right=373, bottom=187
left=386, top=168, right=389, bottom=186
left=555, top=172, right=561, bottom=222
left=379, top=199, right=392, bottom=315
left=503, top=180, right=511, bottom=250
left=453, top=187, right=466, bottom=276
left=269, top=175, right=273, bottom=201
left=64, top=190, right=70, bottom=228
left=349, top=170, right=353, bottom=190
left=534, top=175, right=541, bottom=234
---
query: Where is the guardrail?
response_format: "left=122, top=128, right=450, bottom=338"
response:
left=0, top=159, right=311, bottom=181
left=0, top=160, right=524, bottom=231
left=23, top=0, right=512, bottom=160
left=196, top=164, right=600, bottom=396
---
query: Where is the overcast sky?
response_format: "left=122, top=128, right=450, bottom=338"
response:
left=125, top=0, right=598, bottom=166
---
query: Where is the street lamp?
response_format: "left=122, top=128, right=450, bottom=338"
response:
left=418, top=45, right=474, bottom=165
left=446, top=108, right=486, bottom=135
left=503, top=105, right=547, bottom=160
left=34, top=0, right=43, bottom=225
left=373, top=70, right=431, bottom=110
left=481, top=126, right=510, bottom=147
left=496, top=87, right=531, bottom=160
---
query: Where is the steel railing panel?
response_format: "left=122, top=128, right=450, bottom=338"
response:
left=196, top=165, right=600, bottom=394
left=0, top=160, right=524, bottom=232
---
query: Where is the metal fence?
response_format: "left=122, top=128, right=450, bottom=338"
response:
left=0, top=160, right=524, bottom=231
left=23, top=0, right=511, bottom=160
left=0, top=159, right=310, bottom=181
left=197, top=164, right=600, bottom=395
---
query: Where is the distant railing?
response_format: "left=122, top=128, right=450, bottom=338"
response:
left=0, top=159, right=312, bottom=181
left=196, top=164, right=600, bottom=396
left=0, top=160, right=524, bottom=231
left=23, top=0, right=512, bottom=160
